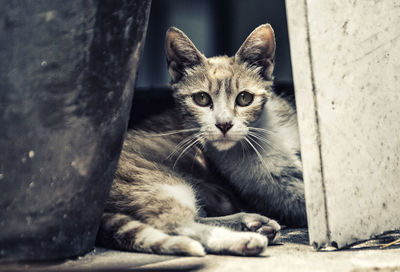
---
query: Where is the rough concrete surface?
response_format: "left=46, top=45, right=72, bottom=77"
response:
left=286, top=0, right=400, bottom=248
left=2, top=228, right=400, bottom=272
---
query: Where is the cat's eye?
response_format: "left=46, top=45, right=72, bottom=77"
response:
left=236, top=91, right=254, bottom=107
left=192, top=92, right=212, bottom=107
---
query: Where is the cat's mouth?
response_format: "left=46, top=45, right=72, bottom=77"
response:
left=210, top=137, right=238, bottom=151
left=213, top=137, right=234, bottom=142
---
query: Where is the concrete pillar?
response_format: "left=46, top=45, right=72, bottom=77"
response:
left=286, top=0, right=400, bottom=248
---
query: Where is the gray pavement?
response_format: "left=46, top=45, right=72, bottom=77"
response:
left=2, top=228, right=400, bottom=272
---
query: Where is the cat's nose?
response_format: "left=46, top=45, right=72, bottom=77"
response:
left=216, top=122, right=233, bottom=135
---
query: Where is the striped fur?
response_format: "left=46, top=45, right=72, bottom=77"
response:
left=97, top=24, right=303, bottom=256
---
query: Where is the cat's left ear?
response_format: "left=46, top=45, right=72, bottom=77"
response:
left=235, top=24, right=276, bottom=81
left=165, top=27, right=206, bottom=82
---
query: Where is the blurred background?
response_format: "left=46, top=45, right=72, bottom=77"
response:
left=130, top=0, right=294, bottom=126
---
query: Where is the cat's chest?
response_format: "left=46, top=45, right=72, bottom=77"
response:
left=206, top=144, right=268, bottom=183
left=205, top=137, right=300, bottom=187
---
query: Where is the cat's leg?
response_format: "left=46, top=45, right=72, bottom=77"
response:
left=97, top=212, right=206, bottom=256
left=177, top=222, right=269, bottom=255
left=100, top=178, right=269, bottom=256
left=149, top=183, right=270, bottom=255
left=98, top=213, right=270, bottom=256
left=196, top=212, right=281, bottom=243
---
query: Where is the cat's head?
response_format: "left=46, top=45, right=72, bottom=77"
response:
left=165, top=24, right=275, bottom=151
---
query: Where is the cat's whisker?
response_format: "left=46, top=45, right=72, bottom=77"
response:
left=244, top=137, right=275, bottom=183
left=190, top=143, right=201, bottom=172
left=196, top=135, right=206, bottom=151
left=147, top=128, right=200, bottom=137
left=173, top=136, right=203, bottom=169
left=239, top=140, right=248, bottom=163
left=171, top=137, right=198, bottom=166
left=247, top=129, right=284, bottom=151
left=167, top=136, right=193, bottom=160
left=167, top=133, right=201, bottom=160
left=248, top=127, right=274, bottom=134
left=247, top=137, right=277, bottom=184
left=247, top=134, right=273, bottom=158
left=247, top=131, right=283, bottom=153
left=246, top=136, right=278, bottom=177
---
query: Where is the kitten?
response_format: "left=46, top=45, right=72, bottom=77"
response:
left=96, top=24, right=305, bottom=256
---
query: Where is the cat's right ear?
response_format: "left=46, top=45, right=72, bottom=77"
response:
left=235, top=24, right=276, bottom=81
left=165, top=27, right=205, bottom=82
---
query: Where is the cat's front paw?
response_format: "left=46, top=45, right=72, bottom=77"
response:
left=239, top=213, right=281, bottom=243
left=228, top=232, right=268, bottom=256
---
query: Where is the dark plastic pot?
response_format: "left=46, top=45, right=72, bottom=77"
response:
left=0, top=0, right=151, bottom=262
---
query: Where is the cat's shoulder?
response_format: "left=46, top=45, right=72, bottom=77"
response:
left=129, top=108, right=182, bottom=134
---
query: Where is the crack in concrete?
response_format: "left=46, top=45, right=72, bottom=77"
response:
left=303, top=0, right=332, bottom=248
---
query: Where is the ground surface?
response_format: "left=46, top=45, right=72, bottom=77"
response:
left=2, top=228, right=400, bottom=272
